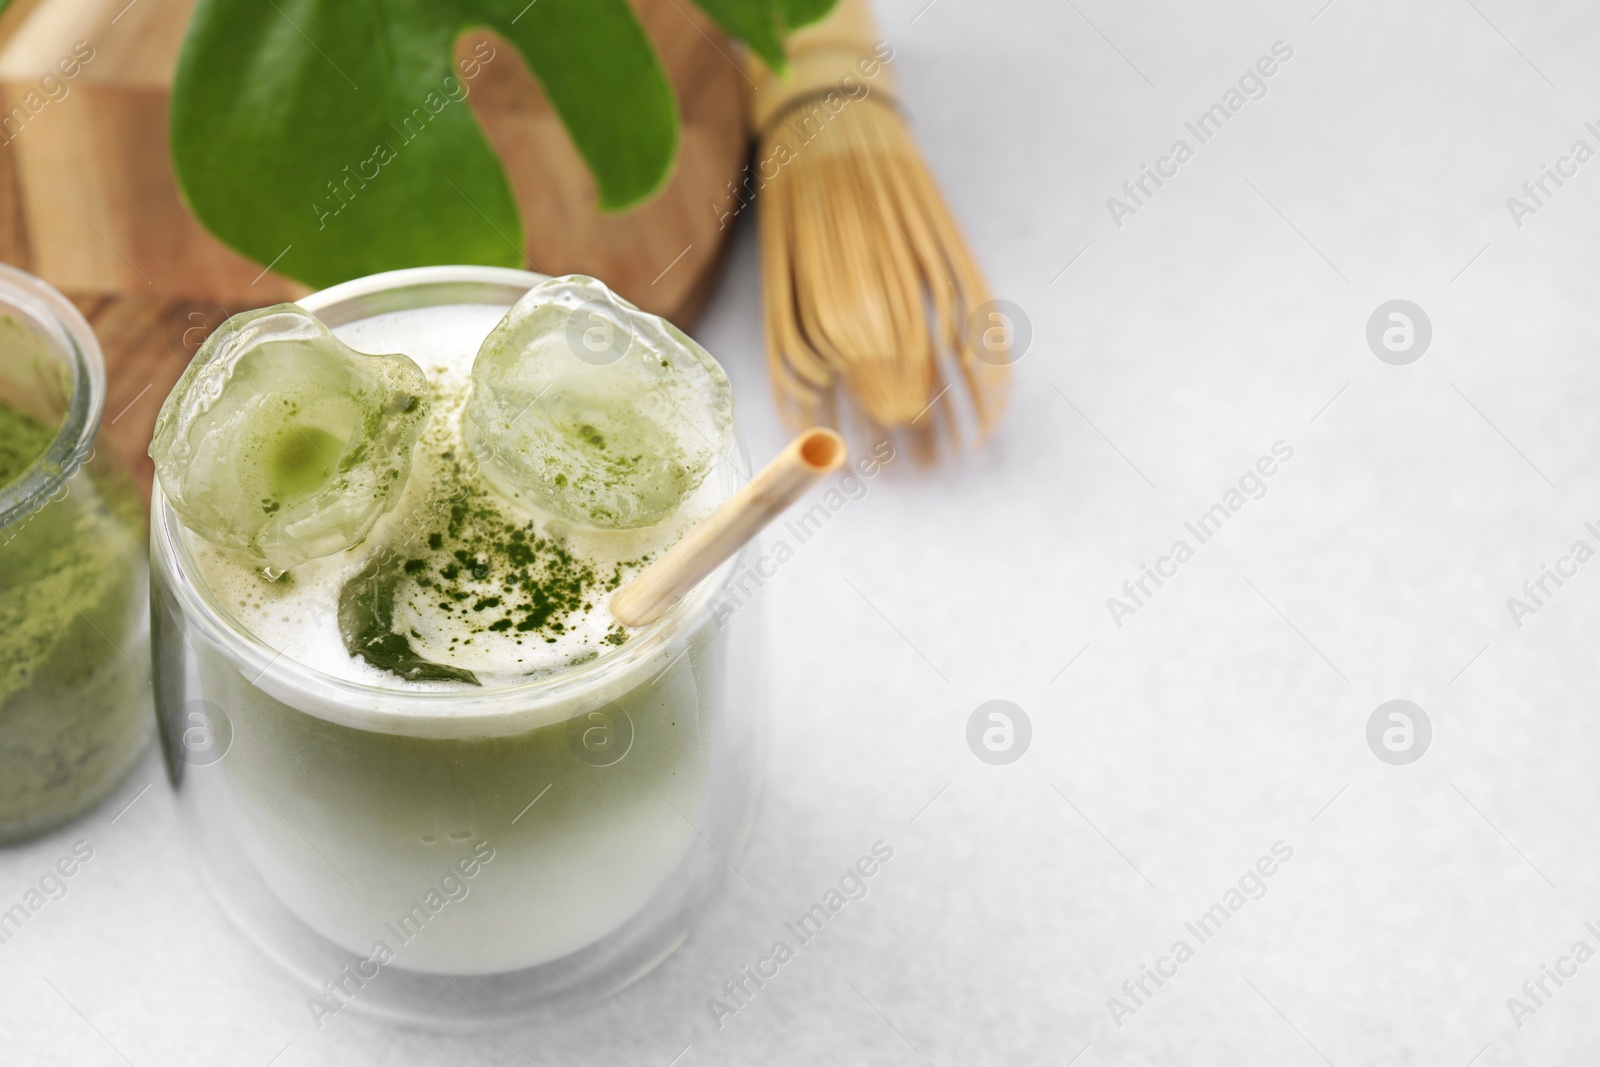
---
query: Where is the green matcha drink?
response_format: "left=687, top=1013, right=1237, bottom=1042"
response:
left=0, top=273, right=151, bottom=844
left=150, top=269, right=761, bottom=1018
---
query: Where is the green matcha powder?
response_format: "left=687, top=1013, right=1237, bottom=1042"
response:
left=0, top=400, right=149, bottom=841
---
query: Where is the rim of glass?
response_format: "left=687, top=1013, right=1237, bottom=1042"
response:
left=0, top=263, right=105, bottom=524
left=151, top=265, right=751, bottom=721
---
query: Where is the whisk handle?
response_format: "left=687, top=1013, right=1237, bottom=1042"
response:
left=746, top=0, right=894, bottom=133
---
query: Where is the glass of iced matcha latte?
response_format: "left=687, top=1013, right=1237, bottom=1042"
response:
left=149, top=267, right=763, bottom=1026
left=0, top=265, right=150, bottom=843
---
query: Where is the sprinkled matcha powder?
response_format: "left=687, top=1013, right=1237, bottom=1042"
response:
left=420, top=454, right=636, bottom=641
left=337, top=429, right=650, bottom=686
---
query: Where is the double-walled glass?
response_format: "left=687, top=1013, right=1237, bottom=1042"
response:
left=150, top=267, right=763, bottom=1027
left=0, top=265, right=150, bottom=843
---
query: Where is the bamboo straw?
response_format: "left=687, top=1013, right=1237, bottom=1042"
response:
left=611, top=428, right=846, bottom=627
left=747, top=0, right=1011, bottom=459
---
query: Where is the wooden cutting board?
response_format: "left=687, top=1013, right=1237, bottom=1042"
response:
left=72, top=292, right=198, bottom=500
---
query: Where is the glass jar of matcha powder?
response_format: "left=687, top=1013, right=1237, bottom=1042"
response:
left=0, top=265, right=150, bottom=842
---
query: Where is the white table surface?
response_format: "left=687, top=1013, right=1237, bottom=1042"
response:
left=8, top=0, right=1600, bottom=1063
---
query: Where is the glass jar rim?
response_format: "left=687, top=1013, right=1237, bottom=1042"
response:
left=0, top=264, right=104, bottom=527
left=150, top=265, right=753, bottom=735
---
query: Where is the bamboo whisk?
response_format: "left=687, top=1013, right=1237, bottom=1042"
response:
left=747, top=0, right=1011, bottom=456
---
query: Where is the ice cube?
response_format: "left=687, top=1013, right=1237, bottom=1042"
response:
left=149, top=304, right=429, bottom=573
left=463, top=275, right=733, bottom=529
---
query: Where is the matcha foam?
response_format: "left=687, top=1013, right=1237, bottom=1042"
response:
left=187, top=303, right=723, bottom=691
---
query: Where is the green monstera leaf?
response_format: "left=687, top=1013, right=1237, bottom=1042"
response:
left=170, top=0, right=835, bottom=290
left=693, top=0, right=837, bottom=70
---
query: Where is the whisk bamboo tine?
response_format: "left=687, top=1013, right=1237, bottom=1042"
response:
left=747, top=0, right=1010, bottom=457
left=901, top=136, right=1012, bottom=437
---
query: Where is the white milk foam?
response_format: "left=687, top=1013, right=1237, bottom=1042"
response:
left=188, top=303, right=720, bottom=691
